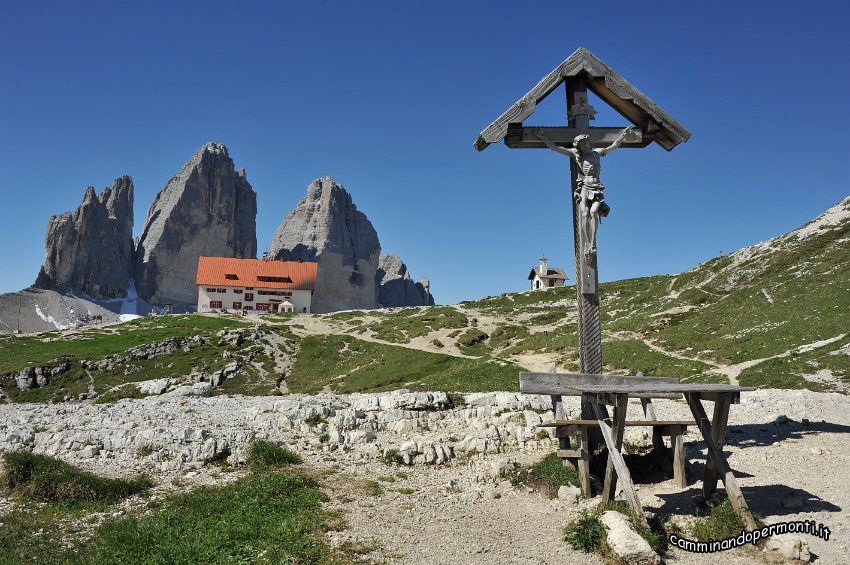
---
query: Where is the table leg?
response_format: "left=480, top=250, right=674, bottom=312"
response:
left=703, top=394, right=731, bottom=498
left=551, top=394, right=576, bottom=470
left=685, top=393, right=756, bottom=531
left=602, top=399, right=627, bottom=502
left=589, top=393, right=647, bottom=526
left=672, top=425, right=687, bottom=488
left=578, top=424, right=592, bottom=497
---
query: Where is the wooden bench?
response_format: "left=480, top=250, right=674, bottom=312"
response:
left=538, top=419, right=691, bottom=493
left=520, top=372, right=759, bottom=530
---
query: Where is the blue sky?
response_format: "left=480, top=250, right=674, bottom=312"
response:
left=1, top=0, right=848, bottom=304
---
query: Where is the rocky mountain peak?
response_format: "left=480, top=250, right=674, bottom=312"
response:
left=134, top=142, right=257, bottom=306
left=34, top=176, right=135, bottom=299
left=376, top=253, right=435, bottom=307
left=270, top=177, right=381, bottom=313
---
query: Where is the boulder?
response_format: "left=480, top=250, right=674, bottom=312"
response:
left=375, top=253, right=435, bottom=307
left=557, top=484, right=581, bottom=503
left=764, top=534, right=811, bottom=562
left=600, top=511, right=660, bottom=565
left=34, top=176, right=134, bottom=299
left=15, top=367, right=36, bottom=390
left=134, top=143, right=257, bottom=306
left=490, top=459, right=517, bottom=481
left=269, top=177, right=380, bottom=313
left=138, top=378, right=175, bottom=395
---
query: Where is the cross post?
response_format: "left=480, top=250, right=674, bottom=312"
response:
left=474, top=46, right=691, bottom=456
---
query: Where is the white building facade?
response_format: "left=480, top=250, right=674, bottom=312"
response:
left=528, top=256, right=568, bottom=290
left=196, top=256, right=318, bottom=313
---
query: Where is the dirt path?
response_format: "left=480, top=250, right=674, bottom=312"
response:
left=255, top=324, right=297, bottom=393
left=285, top=315, right=479, bottom=359
left=322, top=390, right=850, bottom=564
left=609, top=330, right=848, bottom=387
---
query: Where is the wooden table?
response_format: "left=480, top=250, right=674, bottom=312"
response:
left=519, top=373, right=756, bottom=529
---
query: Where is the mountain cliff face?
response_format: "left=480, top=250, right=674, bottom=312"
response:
left=376, top=253, right=435, bottom=307
left=34, top=176, right=134, bottom=299
left=134, top=143, right=257, bottom=306
left=269, top=177, right=381, bottom=313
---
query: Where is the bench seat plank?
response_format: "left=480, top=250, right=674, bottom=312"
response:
left=539, top=419, right=693, bottom=427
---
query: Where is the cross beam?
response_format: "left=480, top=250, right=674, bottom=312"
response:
left=504, top=125, right=650, bottom=149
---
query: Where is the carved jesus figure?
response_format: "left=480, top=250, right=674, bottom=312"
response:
left=535, top=126, right=634, bottom=262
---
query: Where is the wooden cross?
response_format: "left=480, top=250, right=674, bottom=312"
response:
left=475, top=47, right=691, bottom=443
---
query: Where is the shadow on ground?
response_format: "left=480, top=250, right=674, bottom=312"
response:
left=725, top=419, right=850, bottom=448
left=653, top=484, right=842, bottom=520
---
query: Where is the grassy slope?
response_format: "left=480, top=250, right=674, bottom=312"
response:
left=1, top=198, right=847, bottom=397
left=0, top=448, right=358, bottom=565
left=288, top=334, right=520, bottom=393
left=0, top=315, right=282, bottom=403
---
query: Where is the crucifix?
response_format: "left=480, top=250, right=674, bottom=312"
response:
left=474, top=47, right=691, bottom=443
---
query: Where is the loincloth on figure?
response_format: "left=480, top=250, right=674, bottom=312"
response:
left=574, top=179, right=611, bottom=217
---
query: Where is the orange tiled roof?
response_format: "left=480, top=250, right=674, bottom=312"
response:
left=196, top=256, right=318, bottom=290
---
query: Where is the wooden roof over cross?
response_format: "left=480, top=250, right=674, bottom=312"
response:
left=474, top=47, right=691, bottom=152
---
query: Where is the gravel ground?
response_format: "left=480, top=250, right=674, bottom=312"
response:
left=1, top=388, right=848, bottom=564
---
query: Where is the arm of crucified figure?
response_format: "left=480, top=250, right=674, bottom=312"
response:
left=534, top=128, right=578, bottom=161
left=597, top=125, right=636, bottom=156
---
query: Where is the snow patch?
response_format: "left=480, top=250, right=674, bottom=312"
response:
left=119, top=314, right=141, bottom=322
left=120, top=279, right=139, bottom=315
left=34, top=305, right=68, bottom=330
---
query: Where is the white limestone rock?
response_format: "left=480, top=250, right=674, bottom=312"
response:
left=600, top=511, right=660, bottom=565
left=138, top=378, right=177, bottom=396
left=557, top=484, right=581, bottom=503
left=764, top=534, right=811, bottom=562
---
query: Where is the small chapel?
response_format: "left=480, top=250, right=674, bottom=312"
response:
left=528, top=256, right=568, bottom=290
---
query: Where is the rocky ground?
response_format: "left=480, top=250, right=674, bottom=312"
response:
left=1, top=388, right=848, bottom=564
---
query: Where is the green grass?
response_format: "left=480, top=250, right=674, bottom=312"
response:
left=0, top=446, right=364, bottom=564
left=364, top=480, right=384, bottom=496
left=87, top=469, right=347, bottom=563
left=602, top=339, right=716, bottom=380
left=502, top=326, right=579, bottom=356
left=488, top=324, right=531, bottom=349
left=564, top=507, right=608, bottom=553
left=3, top=201, right=846, bottom=398
left=1, top=361, right=91, bottom=403
left=93, top=384, right=149, bottom=404
left=0, top=502, right=105, bottom=563
left=288, top=334, right=521, bottom=393
left=2, top=451, right=152, bottom=506
left=461, top=285, right=575, bottom=315
left=1, top=321, right=294, bottom=403
left=691, top=499, right=765, bottom=542
left=367, top=306, right=468, bottom=343
left=563, top=502, right=667, bottom=557
left=508, top=453, right=579, bottom=498
left=246, top=440, right=302, bottom=467
left=0, top=315, right=248, bottom=375
left=737, top=333, right=850, bottom=390
left=456, top=328, right=489, bottom=355
left=0, top=315, right=256, bottom=403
